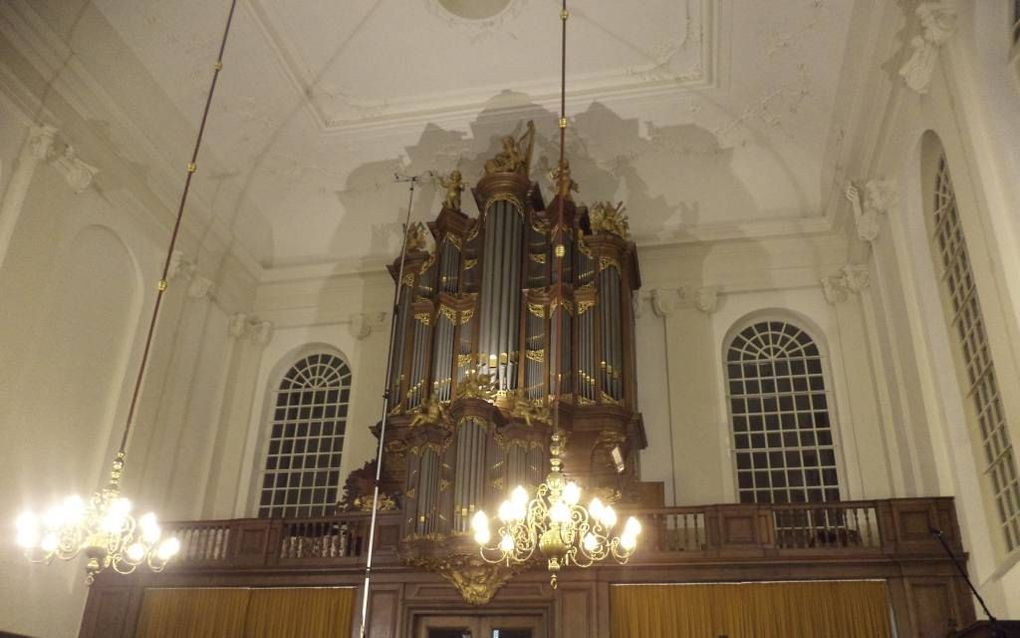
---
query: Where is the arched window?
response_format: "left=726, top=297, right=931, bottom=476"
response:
left=929, top=153, right=1020, bottom=551
left=725, top=320, right=840, bottom=504
left=259, top=353, right=352, bottom=518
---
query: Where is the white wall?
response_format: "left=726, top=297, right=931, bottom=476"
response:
left=836, top=0, right=1020, bottom=617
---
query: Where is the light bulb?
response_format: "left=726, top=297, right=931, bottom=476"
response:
left=623, top=516, right=641, bottom=538
left=583, top=533, right=599, bottom=552
left=589, top=497, right=604, bottom=520
left=111, top=498, right=132, bottom=515
left=563, top=482, right=581, bottom=505
left=620, top=533, right=637, bottom=551
left=62, top=496, right=85, bottom=525
left=474, top=527, right=491, bottom=545
left=550, top=502, right=571, bottom=524
left=15, top=512, right=40, bottom=549
left=471, top=510, right=489, bottom=533
left=156, top=537, right=180, bottom=561
left=101, top=512, right=126, bottom=534
left=498, top=500, right=514, bottom=522
left=140, top=513, right=161, bottom=544
left=40, top=533, right=59, bottom=553
left=15, top=511, right=38, bottom=534
left=511, top=486, right=528, bottom=507
left=499, top=534, right=514, bottom=552
left=43, top=504, right=65, bottom=530
left=126, top=542, right=146, bottom=562
left=599, top=505, right=617, bottom=528
left=510, top=501, right=527, bottom=521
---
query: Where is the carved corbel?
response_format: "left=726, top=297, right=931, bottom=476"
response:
left=693, top=286, right=719, bottom=314
left=187, top=275, right=216, bottom=300
left=51, top=145, right=99, bottom=193
left=28, top=125, right=58, bottom=162
left=650, top=288, right=678, bottom=318
left=228, top=313, right=273, bottom=345
left=847, top=179, right=898, bottom=243
left=898, top=1, right=957, bottom=94
left=348, top=311, right=388, bottom=340
left=822, top=265, right=871, bottom=304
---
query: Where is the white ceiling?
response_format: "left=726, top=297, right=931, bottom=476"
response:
left=31, top=0, right=862, bottom=272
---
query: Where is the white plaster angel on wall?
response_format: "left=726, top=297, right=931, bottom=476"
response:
left=899, top=1, right=958, bottom=94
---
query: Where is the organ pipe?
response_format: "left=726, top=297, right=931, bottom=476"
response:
left=374, top=126, right=647, bottom=550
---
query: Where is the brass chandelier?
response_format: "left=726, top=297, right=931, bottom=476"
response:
left=471, top=0, right=640, bottom=587
left=471, top=434, right=640, bottom=588
left=13, top=0, right=240, bottom=583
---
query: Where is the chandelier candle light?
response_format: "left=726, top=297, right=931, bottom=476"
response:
left=472, top=0, right=640, bottom=588
left=13, top=0, right=240, bottom=584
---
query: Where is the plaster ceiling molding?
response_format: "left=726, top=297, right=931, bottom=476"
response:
left=243, top=0, right=714, bottom=132
left=425, top=0, right=530, bottom=36
left=898, top=0, right=958, bottom=95
left=821, top=264, right=871, bottom=304
left=846, top=179, right=898, bottom=243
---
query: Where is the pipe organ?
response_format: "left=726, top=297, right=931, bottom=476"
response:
left=354, top=123, right=656, bottom=601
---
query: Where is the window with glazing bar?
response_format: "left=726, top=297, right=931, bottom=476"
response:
left=259, top=353, right=352, bottom=518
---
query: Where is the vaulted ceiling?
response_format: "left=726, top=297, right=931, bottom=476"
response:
left=18, top=0, right=865, bottom=273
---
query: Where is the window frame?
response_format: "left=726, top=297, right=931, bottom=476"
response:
left=924, top=149, right=1020, bottom=554
left=253, top=348, right=353, bottom=519
left=722, top=316, right=845, bottom=506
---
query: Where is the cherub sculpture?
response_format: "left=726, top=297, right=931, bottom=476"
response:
left=439, top=170, right=465, bottom=210
left=409, top=395, right=450, bottom=429
left=483, top=121, right=535, bottom=175
left=549, top=160, right=579, bottom=200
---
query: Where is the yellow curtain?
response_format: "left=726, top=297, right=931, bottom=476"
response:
left=135, top=588, right=250, bottom=638
left=245, top=588, right=355, bottom=638
left=135, top=587, right=355, bottom=638
left=611, top=581, right=892, bottom=638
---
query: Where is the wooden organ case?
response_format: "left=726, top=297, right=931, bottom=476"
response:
left=348, top=124, right=659, bottom=603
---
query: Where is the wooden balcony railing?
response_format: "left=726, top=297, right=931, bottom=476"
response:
left=161, top=510, right=404, bottom=571
left=158, top=497, right=960, bottom=573
left=630, top=497, right=961, bottom=560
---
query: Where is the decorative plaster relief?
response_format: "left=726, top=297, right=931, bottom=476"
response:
left=821, top=265, right=871, bottom=305
left=50, top=145, right=99, bottom=193
left=899, top=1, right=957, bottom=95
left=846, top=179, right=898, bottom=243
left=23, top=125, right=98, bottom=193
left=693, top=286, right=719, bottom=314
left=28, top=124, right=57, bottom=161
left=651, top=288, right=678, bottom=318
left=229, top=313, right=274, bottom=345
left=647, top=286, right=719, bottom=316
left=349, top=311, right=388, bottom=340
left=166, top=251, right=216, bottom=299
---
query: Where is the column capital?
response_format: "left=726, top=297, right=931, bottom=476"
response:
left=822, top=264, right=871, bottom=305
left=348, top=311, right=388, bottom=340
left=228, top=313, right=273, bottom=345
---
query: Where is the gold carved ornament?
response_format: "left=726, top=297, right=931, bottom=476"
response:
left=405, top=221, right=429, bottom=251
left=483, top=121, right=535, bottom=176
left=509, top=391, right=552, bottom=427
left=439, top=170, right=465, bottom=211
left=590, top=201, right=630, bottom=239
left=408, top=396, right=451, bottom=429
left=455, top=365, right=498, bottom=403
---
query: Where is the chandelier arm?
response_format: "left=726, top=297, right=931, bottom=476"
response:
left=116, top=0, right=239, bottom=457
